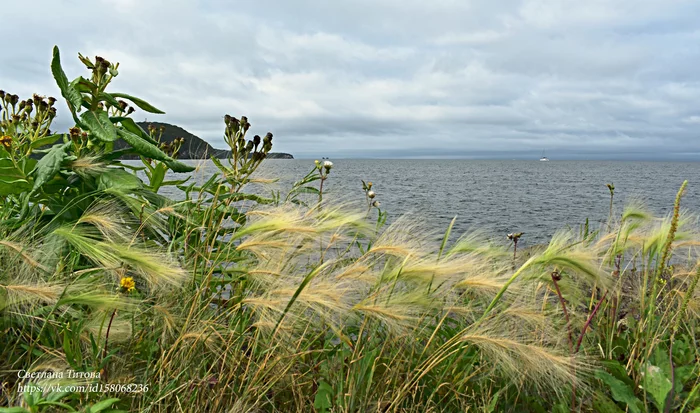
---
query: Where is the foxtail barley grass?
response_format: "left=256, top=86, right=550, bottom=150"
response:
left=2, top=183, right=699, bottom=412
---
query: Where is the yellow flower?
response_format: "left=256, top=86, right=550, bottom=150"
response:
left=119, top=277, right=136, bottom=292
left=0, top=135, right=12, bottom=150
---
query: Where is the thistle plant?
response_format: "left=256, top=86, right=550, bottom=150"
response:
left=315, top=159, right=332, bottom=204
left=214, top=115, right=274, bottom=192
left=507, top=232, right=524, bottom=260
left=606, top=182, right=615, bottom=228
left=361, top=180, right=381, bottom=214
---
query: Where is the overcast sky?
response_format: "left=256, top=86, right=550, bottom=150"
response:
left=3, top=0, right=700, bottom=159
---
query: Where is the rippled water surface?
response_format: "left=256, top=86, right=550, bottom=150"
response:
left=151, top=159, right=700, bottom=247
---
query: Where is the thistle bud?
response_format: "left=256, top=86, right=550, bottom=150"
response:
left=0, top=90, right=5, bottom=99
left=367, top=182, right=373, bottom=190
left=224, top=114, right=231, bottom=124
left=48, top=97, right=56, bottom=106
left=48, top=107, right=57, bottom=117
left=4, top=94, right=12, bottom=104
left=33, top=94, right=41, bottom=106
left=19, top=101, right=26, bottom=110
left=11, top=114, right=20, bottom=123
left=118, top=100, right=128, bottom=111
left=253, top=134, right=261, bottom=147
left=10, top=95, right=19, bottom=105
left=323, top=161, right=333, bottom=172
left=30, top=121, right=39, bottom=129
left=97, top=102, right=104, bottom=111
left=372, top=200, right=381, bottom=208
left=245, top=141, right=254, bottom=152
left=160, top=126, right=165, bottom=134
left=39, top=101, right=48, bottom=112
left=367, top=190, right=375, bottom=199
left=127, top=107, right=135, bottom=115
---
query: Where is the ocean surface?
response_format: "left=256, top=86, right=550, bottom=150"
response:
left=148, top=160, right=700, bottom=248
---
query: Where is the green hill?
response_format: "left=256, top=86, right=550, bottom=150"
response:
left=111, top=121, right=293, bottom=159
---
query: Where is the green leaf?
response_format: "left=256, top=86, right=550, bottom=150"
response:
left=116, top=129, right=171, bottom=161
left=148, top=164, right=167, bottom=189
left=110, top=93, right=164, bottom=114
left=30, top=133, right=63, bottom=150
left=88, top=398, right=121, bottom=412
left=98, top=92, right=122, bottom=109
left=314, top=381, right=333, bottom=413
left=98, top=168, right=143, bottom=191
left=593, top=391, right=625, bottom=413
left=293, top=186, right=321, bottom=195
left=216, top=192, right=275, bottom=204
left=164, top=159, right=195, bottom=173
left=111, top=117, right=158, bottom=145
left=595, top=370, right=643, bottom=413
left=602, top=360, right=636, bottom=389
left=0, top=150, right=33, bottom=195
left=161, top=176, right=191, bottom=186
left=81, top=111, right=117, bottom=142
left=36, top=401, right=76, bottom=411
left=641, top=364, right=672, bottom=412
left=30, top=141, right=71, bottom=193
left=70, top=76, right=95, bottom=94
left=0, top=408, right=31, bottom=412
left=51, top=46, right=83, bottom=112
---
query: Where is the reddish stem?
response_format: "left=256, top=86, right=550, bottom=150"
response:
left=575, top=291, right=608, bottom=353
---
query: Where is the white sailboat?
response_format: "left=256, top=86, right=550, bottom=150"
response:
left=539, top=149, right=549, bottom=162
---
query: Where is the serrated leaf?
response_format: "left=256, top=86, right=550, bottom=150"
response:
left=596, top=370, right=643, bottom=413
left=51, top=46, right=83, bottom=112
left=81, top=111, right=117, bottom=142
left=110, top=92, right=164, bottom=114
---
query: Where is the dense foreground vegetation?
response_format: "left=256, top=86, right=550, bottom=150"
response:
left=0, top=47, right=698, bottom=412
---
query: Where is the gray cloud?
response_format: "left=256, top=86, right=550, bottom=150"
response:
left=2, top=0, right=700, bottom=159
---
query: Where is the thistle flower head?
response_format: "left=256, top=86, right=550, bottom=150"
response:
left=323, top=160, right=333, bottom=173
left=507, top=232, right=524, bottom=241
left=367, top=190, right=376, bottom=199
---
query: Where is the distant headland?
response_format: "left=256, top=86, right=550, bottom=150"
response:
left=111, top=121, right=293, bottom=160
